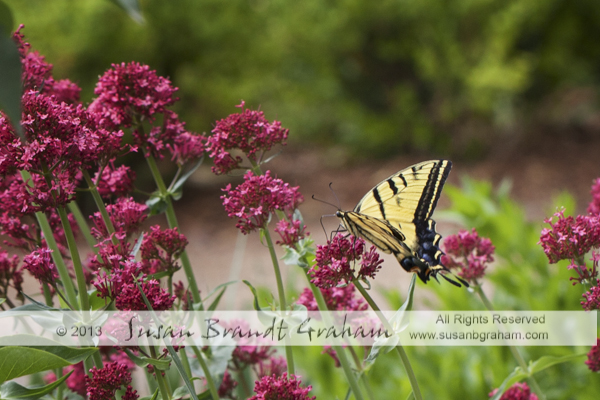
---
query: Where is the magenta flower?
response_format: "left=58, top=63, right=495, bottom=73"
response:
left=586, top=338, right=600, bottom=372
left=44, top=362, right=87, bottom=397
left=588, top=178, right=600, bottom=215
left=249, top=373, right=315, bottom=400
left=539, top=209, right=600, bottom=264
left=90, top=197, right=148, bottom=239
left=13, top=25, right=81, bottom=103
left=207, top=101, right=289, bottom=175
left=89, top=62, right=177, bottom=130
left=140, top=225, right=188, bottom=274
left=296, top=285, right=367, bottom=312
left=22, top=248, right=58, bottom=285
left=309, top=234, right=383, bottom=288
left=489, top=382, right=538, bottom=400
left=85, top=362, right=138, bottom=400
left=94, top=162, right=136, bottom=199
left=217, top=370, right=238, bottom=399
left=274, top=219, right=308, bottom=246
left=257, top=356, right=288, bottom=379
left=92, top=261, right=175, bottom=311
left=0, top=251, right=23, bottom=299
left=581, top=279, right=600, bottom=311
left=88, top=236, right=134, bottom=272
left=221, top=170, right=304, bottom=234
left=441, top=228, right=494, bottom=283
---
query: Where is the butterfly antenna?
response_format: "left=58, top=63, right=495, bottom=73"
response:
left=328, top=182, right=342, bottom=210
left=311, top=194, right=339, bottom=210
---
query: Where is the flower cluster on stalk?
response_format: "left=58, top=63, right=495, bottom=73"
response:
left=489, top=382, right=538, bottom=400
left=586, top=338, right=600, bottom=372
left=85, top=361, right=139, bottom=400
left=221, top=170, right=304, bottom=234
left=207, top=101, right=289, bottom=175
left=441, top=228, right=495, bottom=283
left=309, top=234, right=383, bottom=288
left=249, top=373, right=316, bottom=400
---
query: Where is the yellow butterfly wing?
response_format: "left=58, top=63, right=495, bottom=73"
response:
left=337, top=160, right=463, bottom=285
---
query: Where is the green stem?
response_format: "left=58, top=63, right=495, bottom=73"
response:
left=191, top=346, right=221, bottom=400
left=353, top=280, right=423, bottom=400
left=150, top=347, right=171, bottom=400
left=307, top=281, right=365, bottom=400
left=179, top=348, right=192, bottom=378
left=262, top=226, right=295, bottom=375
left=82, top=170, right=118, bottom=245
left=67, top=201, right=98, bottom=252
left=145, top=154, right=201, bottom=305
left=473, top=283, right=545, bottom=400
left=34, top=210, right=78, bottom=308
left=57, top=206, right=89, bottom=311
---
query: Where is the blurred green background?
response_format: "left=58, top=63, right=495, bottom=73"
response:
left=4, top=0, right=600, bottom=160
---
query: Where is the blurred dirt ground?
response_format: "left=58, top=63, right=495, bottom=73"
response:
left=170, top=134, right=600, bottom=309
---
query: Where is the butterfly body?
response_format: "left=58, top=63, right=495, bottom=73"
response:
left=336, top=159, right=464, bottom=286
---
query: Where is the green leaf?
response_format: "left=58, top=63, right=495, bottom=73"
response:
left=170, top=156, right=204, bottom=199
left=108, top=0, right=144, bottom=24
left=0, top=369, right=72, bottom=399
left=366, top=274, right=416, bottom=363
left=0, top=298, right=5, bottom=306
left=0, top=1, right=15, bottom=36
left=200, top=281, right=237, bottom=312
left=0, top=14, right=23, bottom=141
left=138, top=388, right=159, bottom=400
left=122, top=348, right=172, bottom=371
left=146, top=194, right=168, bottom=216
left=0, top=340, right=97, bottom=383
left=528, top=353, right=587, bottom=375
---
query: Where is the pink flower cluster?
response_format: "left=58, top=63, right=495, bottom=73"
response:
left=93, top=261, right=175, bottom=311
left=221, top=170, right=303, bottom=234
left=249, top=373, right=316, bottom=400
left=0, top=251, right=23, bottom=297
left=22, top=248, right=58, bottom=285
left=586, top=338, right=600, bottom=372
left=90, top=197, right=148, bottom=240
left=588, top=178, right=600, bottom=215
left=274, top=219, right=308, bottom=247
left=85, top=362, right=138, bottom=400
left=89, top=62, right=205, bottom=161
left=441, top=228, right=495, bottom=283
left=94, top=163, right=136, bottom=199
left=13, top=25, right=80, bottom=103
left=207, top=101, right=289, bottom=175
left=140, top=225, right=189, bottom=274
left=296, top=285, right=367, bottom=311
left=539, top=209, right=600, bottom=264
left=489, top=382, right=538, bottom=400
left=581, top=279, right=600, bottom=311
left=309, top=234, right=383, bottom=288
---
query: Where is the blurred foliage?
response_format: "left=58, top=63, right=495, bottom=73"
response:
left=5, top=0, right=600, bottom=158
left=295, top=179, right=599, bottom=399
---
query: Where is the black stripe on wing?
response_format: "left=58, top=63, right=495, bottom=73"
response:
left=413, top=160, right=452, bottom=226
left=340, top=211, right=409, bottom=256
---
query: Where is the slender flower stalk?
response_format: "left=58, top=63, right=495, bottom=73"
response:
left=261, top=224, right=295, bottom=375
left=353, top=279, right=423, bottom=400
left=191, top=346, right=221, bottom=400
left=145, top=152, right=201, bottom=305
left=83, top=170, right=119, bottom=246
left=305, top=279, right=366, bottom=400
left=473, top=282, right=545, bottom=399
left=149, top=346, right=171, bottom=400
